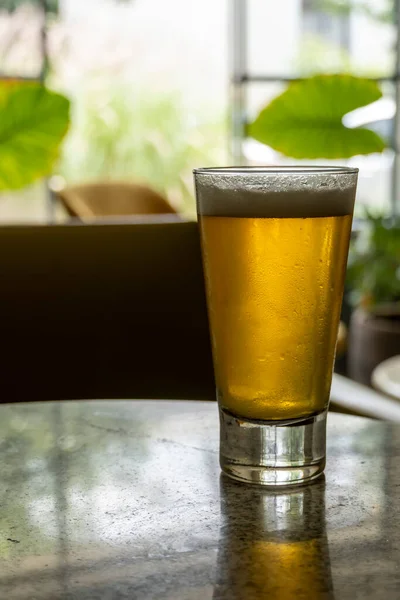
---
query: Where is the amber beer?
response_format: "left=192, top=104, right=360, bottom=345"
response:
left=200, top=213, right=352, bottom=421
left=195, top=167, right=358, bottom=486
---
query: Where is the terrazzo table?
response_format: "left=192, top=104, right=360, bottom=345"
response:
left=1, top=400, right=399, bottom=599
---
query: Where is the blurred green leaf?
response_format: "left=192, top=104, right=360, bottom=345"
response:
left=249, top=74, right=386, bottom=159
left=0, top=83, right=70, bottom=190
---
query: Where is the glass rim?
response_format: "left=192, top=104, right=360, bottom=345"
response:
left=193, top=165, right=359, bottom=175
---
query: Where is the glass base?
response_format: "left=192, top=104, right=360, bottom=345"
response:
left=219, top=407, right=327, bottom=487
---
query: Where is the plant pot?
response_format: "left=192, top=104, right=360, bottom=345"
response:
left=348, top=306, right=400, bottom=386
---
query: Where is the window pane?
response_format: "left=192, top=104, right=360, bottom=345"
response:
left=247, top=1, right=303, bottom=78
left=247, top=0, right=396, bottom=78
left=0, top=3, right=43, bottom=77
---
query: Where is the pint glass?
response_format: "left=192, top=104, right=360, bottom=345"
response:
left=194, top=166, right=358, bottom=485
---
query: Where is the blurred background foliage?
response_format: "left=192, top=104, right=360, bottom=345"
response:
left=2, top=0, right=59, bottom=13
left=347, top=213, right=400, bottom=308
left=59, top=84, right=226, bottom=214
left=311, top=0, right=393, bottom=23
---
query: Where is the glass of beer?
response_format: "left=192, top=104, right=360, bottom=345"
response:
left=194, top=166, right=358, bottom=486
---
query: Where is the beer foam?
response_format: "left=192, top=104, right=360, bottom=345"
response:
left=194, top=168, right=357, bottom=218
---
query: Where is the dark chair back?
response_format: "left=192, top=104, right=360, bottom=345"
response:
left=0, top=221, right=215, bottom=402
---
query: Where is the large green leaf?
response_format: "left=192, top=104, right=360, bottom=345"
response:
left=0, top=83, right=70, bottom=190
left=249, top=74, right=386, bottom=159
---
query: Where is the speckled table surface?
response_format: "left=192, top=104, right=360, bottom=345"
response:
left=0, top=400, right=399, bottom=600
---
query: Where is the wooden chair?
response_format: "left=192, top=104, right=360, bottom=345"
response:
left=54, top=181, right=176, bottom=219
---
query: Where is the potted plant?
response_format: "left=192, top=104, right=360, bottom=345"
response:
left=346, top=215, right=400, bottom=384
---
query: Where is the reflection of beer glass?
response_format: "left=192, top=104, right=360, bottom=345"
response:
left=194, top=167, right=358, bottom=485
left=214, top=477, right=333, bottom=600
